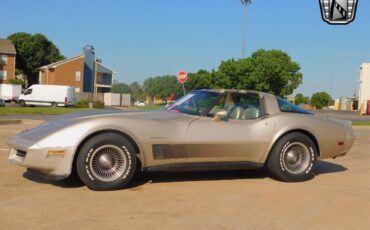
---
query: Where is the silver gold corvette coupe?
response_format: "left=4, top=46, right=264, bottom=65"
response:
left=8, top=89, right=354, bottom=190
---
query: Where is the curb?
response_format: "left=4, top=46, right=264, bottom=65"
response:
left=353, top=125, right=370, bottom=128
left=0, top=119, right=43, bottom=125
left=0, top=119, right=22, bottom=125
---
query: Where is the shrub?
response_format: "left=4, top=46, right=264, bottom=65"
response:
left=8, top=79, right=25, bottom=85
left=75, top=100, right=89, bottom=108
left=94, top=100, right=105, bottom=109
left=75, top=100, right=105, bottom=109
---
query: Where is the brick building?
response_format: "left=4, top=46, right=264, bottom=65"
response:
left=39, top=45, right=116, bottom=93
left=0, top=38, right=16, bottom=84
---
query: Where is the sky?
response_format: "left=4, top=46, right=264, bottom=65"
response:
left=1, top=0, right=370, bottom=98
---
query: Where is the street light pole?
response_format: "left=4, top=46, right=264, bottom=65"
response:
left=241, top=0, right=253, bottom=58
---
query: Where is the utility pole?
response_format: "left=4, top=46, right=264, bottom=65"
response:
left=241, top=0, right=253, bottom=58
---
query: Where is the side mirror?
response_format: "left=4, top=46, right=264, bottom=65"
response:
left=213, top=110, right=228, bottom=122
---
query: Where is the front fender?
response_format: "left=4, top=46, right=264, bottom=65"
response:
left=37, top=117, right=146, bottom=171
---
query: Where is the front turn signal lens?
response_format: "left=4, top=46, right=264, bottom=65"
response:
left=47, top=150, right=65, bottom=156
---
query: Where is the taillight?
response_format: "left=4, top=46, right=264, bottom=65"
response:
left=65, top=97, right=68, bottom=103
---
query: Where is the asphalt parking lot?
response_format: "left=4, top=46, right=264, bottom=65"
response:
left=0, top=121, right=369, bottom=230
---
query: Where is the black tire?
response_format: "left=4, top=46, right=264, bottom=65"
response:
left=267, top=132, right=317, bottom=182
left=76, top=133, right=137, bottom=190
left=51, top=102, right=57, bottom=108
left=19, top=100, right=26, bottom=107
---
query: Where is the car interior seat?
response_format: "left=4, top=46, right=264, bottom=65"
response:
left=241, top=107, right=261, bottom=119
left=228, top=106, right=245, bottom=119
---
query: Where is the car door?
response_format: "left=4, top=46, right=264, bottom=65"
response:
left=185, top=92, right=275, bottom=163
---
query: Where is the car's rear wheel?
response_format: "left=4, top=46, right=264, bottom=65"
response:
left=267, top=132, right=317, bottom=182
left=76, top=133, right=137, bottom=190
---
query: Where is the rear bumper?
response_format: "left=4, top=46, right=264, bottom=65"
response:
left=339, top=123, right=355, bottom=157
left=318, top=122, right=355, bottom=159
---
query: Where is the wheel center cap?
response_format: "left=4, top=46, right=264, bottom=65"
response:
left=98, top=154, right=114, bottom=170
left=286, top=151, right=299, bottom=164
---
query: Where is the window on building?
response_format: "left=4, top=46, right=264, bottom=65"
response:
left=75, top=87, right=80, bottom=93
left=0, top=55, right=7, bottom=65
left=75, top=71, right=81, bottom=81
left=0, top=70, right=7, bottom=80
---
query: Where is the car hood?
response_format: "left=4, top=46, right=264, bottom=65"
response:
left=49, top=109, right=194, bottom=123
left=8, top=109, right=197, bottom=148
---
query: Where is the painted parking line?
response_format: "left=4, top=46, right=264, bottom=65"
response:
left=0, top=148, right=9, bottom=152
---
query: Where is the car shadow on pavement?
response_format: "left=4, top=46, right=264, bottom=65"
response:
left=22, top=169, right=269, bottom=189
left=23, top=170, right=84, bottom=188
left=314, top=160, right=347, bottom=175
left=127, top=169, right=269, bottom=188
left=21, top=161, right=346, bottom=190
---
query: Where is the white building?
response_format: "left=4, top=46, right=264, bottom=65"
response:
left=359, top=63, right=370, bottom=114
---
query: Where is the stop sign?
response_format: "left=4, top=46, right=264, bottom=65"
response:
left=177, top=71, right=188, bottom=84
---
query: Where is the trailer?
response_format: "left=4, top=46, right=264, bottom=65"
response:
left=0, top=84, right=22, bottom=102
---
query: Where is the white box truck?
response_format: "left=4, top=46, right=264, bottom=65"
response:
left=0, top=84, right=22, bottom=102
left=18, top=85, right=76, bottom=107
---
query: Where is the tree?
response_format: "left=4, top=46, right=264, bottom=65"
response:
left=129, top=81, right=144, bottom=101
left=143, top=75, right=181, bottom=103
left=213, top=49, right=302, bottom=96
left=212, top=58, right=251, bottom=89
left=294, top=93, right=309, bottom=105
left=8, top=78, right=25, bottom=85
left=7, top=32, right=64, bottom=86
left=112, top=83, right=131, bottom=94
left=186, top=70, right=212, bottom=91
left=143, top=49, right=303, bottom=99
left=311, top=92, right=332, bottom=109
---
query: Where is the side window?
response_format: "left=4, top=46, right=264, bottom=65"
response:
left=207, top=94, right=227, bottom=117
left=236, top=93, right=263, bottom=120
left=24, top=89, right=32, bottom=95
left=276, top=97, right=311, bottom=114
left=208, top=92, right=263, bottom=120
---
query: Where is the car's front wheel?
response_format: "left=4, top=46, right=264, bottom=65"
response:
left=19, top=100, right=26, bottom=107
left=76, top=133, right=137, bottom=190
left=267, top=132, right=317, bottom=182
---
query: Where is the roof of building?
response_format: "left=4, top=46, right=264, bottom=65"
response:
left=0, top=39, right=16, bottom=54
left=39, top=54, right=117, bottom=75
left=96, top=62, right=117, bottom=74
left=39, top=55, right=84, bottom=69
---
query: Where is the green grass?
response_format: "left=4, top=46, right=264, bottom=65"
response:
left=0, top=107, right=87, bottom=115
left=352, top=121, right=370, bottom=126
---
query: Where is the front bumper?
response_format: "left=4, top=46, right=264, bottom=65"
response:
left=8, top=144, right=75, bottom=180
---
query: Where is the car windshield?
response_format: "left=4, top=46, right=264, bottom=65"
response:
left=167, top=91, right=222, bottom=116
left=276, top=97, right=312, bottom=114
